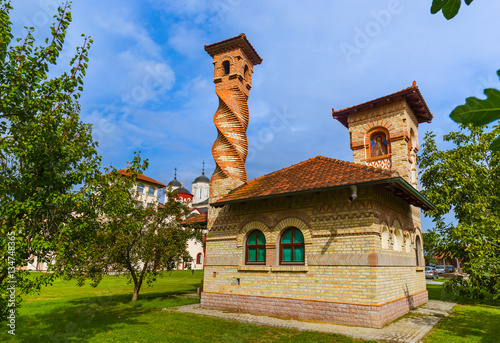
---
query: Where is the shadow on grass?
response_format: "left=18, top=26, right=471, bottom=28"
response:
left=11, top=288, right=200, bottom=343
left=426, top=304, right=500, bottom=343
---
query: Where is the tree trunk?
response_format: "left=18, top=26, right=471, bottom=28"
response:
left=131, top=280, right=142, bottom=302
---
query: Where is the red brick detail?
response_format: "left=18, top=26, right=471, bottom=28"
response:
left=201, top=290, right=428, bottom=328
left=273, top=210, right=312, bottom=229
left=238, top=214, right=273, bottom=232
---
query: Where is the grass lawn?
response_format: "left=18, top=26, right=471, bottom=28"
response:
left=424, top=283, right=500, bottom=343
left=2, top=271, right=373, bottom=343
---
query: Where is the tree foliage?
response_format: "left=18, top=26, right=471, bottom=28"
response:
left=431, top=0, right=474, bottom=20
left=0, top=1, right=98, bottom=320
left=419, top=124, right=500, bottom=298
left=59, top=153, right=203, bottom=302
left=431, top=0, right=500, bottom=151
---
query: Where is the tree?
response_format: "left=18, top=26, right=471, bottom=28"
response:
left=419, top=124, right=500, bottom=298
left=431, top=0, right=500, bottom=151
left=59, top=154, right=203, bottom=302
left=423, top=232, right=439, bottom=266
left=0, top=1, right=98, bottom=321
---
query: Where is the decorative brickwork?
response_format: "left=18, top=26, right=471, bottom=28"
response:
left=205, top=34, right=262, bottom=202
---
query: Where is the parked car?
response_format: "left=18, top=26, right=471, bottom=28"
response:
left=435, top=265, right=446, bottom=275
left=425, top=266, right=437, bottom=279
left=445, top=265, right=454, bottom=273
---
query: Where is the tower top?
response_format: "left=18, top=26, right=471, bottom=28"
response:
left=205, top=33, right=263, bottom=66
left=332, top=83, right=432, bottom=128
left=332, top=83, right=433, bottom=189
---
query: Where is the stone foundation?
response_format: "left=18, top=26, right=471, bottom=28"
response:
left=200, top=290, right=428, bottom=328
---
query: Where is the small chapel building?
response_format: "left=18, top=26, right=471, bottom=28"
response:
left=200, top=34, right=435, bottom=328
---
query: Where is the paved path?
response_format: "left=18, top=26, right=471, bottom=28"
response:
left=168, top=300, right=456, bottom=343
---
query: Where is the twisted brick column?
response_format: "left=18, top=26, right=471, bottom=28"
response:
left=211, top=85, right=249, bottom=184
left=205, top=34, right=262, bottom=201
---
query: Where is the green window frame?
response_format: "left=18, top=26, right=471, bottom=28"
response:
left=280, top=227, right=305, bottom=265
left=246, top=230, right=266, bottom=265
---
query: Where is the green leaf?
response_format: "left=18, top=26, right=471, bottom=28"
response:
left=464, top=0, right=474, bottom=5
left=490, top=136, right=500, bottom=151
left=431, top=0, right=446, bottom=14
left=442, top=0, right=461, bottom=19
left=450, top=88, right=500, bottom=126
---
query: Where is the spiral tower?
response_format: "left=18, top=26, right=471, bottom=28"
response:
left=205, top=34, right=262, bottom=202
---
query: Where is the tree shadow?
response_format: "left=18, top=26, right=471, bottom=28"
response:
left=12, top=288, right=200, bottom=343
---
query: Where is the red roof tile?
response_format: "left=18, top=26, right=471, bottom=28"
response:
left=213, top=156, right=433, bottom=210
left=332, top=82, right=433, bottom=128
left=184, top=212, right=208, bottom=225
left=117, top=169, right=166, bottom=188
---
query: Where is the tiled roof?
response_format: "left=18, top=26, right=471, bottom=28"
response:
left=332, top=82, right=433, bottom=128
left=213, top=156, right=433, bottom=210
left=205, top=33, right=263, bottom=65
left=116, top=169, right=166, bottom=188
left=184, top=212, right=208, bottom=225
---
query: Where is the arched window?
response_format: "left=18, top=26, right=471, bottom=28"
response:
left=196, top=253, right=202, bottom=264
left=137, top=183, right=144, bottom=194
left=280, top=228, right=305, bottom=265
left=381, top=226, right=389, bottom=249
left=415, top=235, right=423, bottom=266
left=244, top=64, right=249, bottom=77
left=222, top=60, right=230, bottom=75
left=246, top=230, right=266, bottom=265
left=148, top=186, right=155, bottom=196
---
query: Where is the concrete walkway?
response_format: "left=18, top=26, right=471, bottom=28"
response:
left=167, top=299, right=456, bottom=343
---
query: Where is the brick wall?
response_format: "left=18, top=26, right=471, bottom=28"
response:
left=202, top=185, right=427, bottom=327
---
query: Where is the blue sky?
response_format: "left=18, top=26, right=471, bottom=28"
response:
left=11, top=0, right=500, bottom=231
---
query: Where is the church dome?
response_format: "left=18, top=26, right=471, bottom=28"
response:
left=167, top=177, right=181, bottom=188
left=176, top=186, right=192, bottom=195
left=193, top=172, right=209, bottom=183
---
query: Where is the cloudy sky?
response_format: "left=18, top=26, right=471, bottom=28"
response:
left=10, top=0, right=500, bottom=230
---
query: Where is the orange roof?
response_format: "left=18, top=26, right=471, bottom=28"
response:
left=184, top=212, right=208, bottom=225
left=116, top=169, right=166, bottom=188
left=205, top=33, right=263, bottom=65
left=213, top=156, right=433, bottom=210
left=332, top=82, right=433, bottom=128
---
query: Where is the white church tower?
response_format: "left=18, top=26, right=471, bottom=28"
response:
left=192, top=162, right=210, bottom=206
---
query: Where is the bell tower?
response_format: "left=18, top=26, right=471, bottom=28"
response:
left=205, top=34, right=262, bottom=202
left=332, top=82, right=433, bottom=189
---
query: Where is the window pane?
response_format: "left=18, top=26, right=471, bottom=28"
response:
left=258, top=248, right=266, bottom=262
left=248, top=232, right=256, bottom=245
left=248, top=248, right=256, bottom=261
left=282, top=247, right=292, bottom=261
left=148, top=186, right=155, bottom=195
left=282, top=230, right=292, bottom=243
left=258, top=231, right=266, bottom=244
left=294, top=247, right=304, bottom=261
left=294, top=229, right=304, bottom=243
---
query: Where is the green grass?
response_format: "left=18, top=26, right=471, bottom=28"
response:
left=2, top=271, right=372, bottom=343
left=424, top=283, right=500, bottom=343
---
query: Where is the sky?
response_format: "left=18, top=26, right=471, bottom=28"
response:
left=10, top=0, right=500, bottom=231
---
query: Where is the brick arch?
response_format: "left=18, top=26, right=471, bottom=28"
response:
left=361, top=120, right=396, bottom=138
left=219, top=55, right=235, bottom=65
left=273, top=216, right=312, bottom=243
left=237, top=215, right=273, bottom=245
